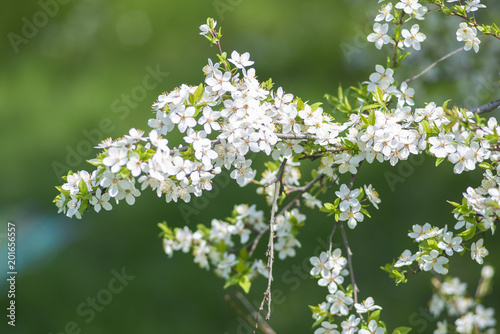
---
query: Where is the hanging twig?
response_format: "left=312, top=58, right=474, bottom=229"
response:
left=328, top=223, right=338, bottom=255
left=254, top=159, right=287, bottom=333
left=339, top=221, right=359, bottom=305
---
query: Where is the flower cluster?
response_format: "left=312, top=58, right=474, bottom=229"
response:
left=389, top=216, right=490, bottom=282
left=320, top=183, right=381, bottom=229
left=310, top=250, right=386, bottom=334
left=456, top=22, right=480, bottom=53
left=161, top=204, right=266, bottom=284
left=428, top=267, right=496, bottom=334
left=368, top=1, right=428, bottom=52
left=51, top=7, right=500, bottom=333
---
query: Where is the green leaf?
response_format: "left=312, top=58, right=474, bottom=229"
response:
left=442, top=99, right=452, bottom=110
left=297, top=98, right=305, bottom=111
left=380, top=263, right=392, bottom=274
left=323, top=202, right=335, bottom=211
left=446, top=200, right=460, bottom=208
left=378, top=320, right=387, bottom=333
left=223, top=275, right=240, bottom=289
left=236, top=260, right=245, bottom=273
left=392, top=326, right=412, bottom=334
left=87, top=158, right=102, bottom=167
left=78, top=199, right=88, bottom=215
left=358, top=188, right=365, bottom=200
left=311, top=102, right=323, bottom=111
left=360, top=208, right=371, bottom=219
left=435, top=158, right=445, bottom=167
left=420, top=119, right=431, bottom=133
left=262, top=78, right=274, bottom=90
left=368, top=109, right=376, bottom=125
left=240, top=247, right=248, bottom=261
left=362, top=104, right=382, bottom=112
left=238, top=275, right=251, bottom=293
left=193, top=83, right=204, bottom=104
left=368, top=309, right=381, bottom=323
left=426, top=238, right=438, bottom=249
left=78, top=179, right=88, bottom=195
left=399, top=51, right=411, bottom=62
left=458, top=225, right=476, bottom=241
left=373, top=86, right=385, bottom=104
left=157, top=222, right=173, bottom=236
left=264, top=161, right=279, bottom=172
left=478, top=162, right=492, bottom=170
left=311, top=315, right=327, bottom=329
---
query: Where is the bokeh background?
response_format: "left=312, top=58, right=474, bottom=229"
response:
left=1, top=0, right=499, bottom=333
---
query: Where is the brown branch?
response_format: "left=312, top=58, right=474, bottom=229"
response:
left=391, top=12, right=405, bottom=69
left=433, top=2, right=500, bottom=41
left=254, top=159, right=287, bottom=332
left=276, top=173, right=326, bottom=217
left=235, top=292, right=276, bottom=334
left=225, top=295, right=259, bottom=330
left=276, top=133, right=318, bottom=141
left=404, top=47, right=463, bottom=83
left=328, top=223, right=338, bottom=255
left=339, top=221, right=359, bottom=305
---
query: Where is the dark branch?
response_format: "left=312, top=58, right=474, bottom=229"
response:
left=470, top=98, right=500, bottom=114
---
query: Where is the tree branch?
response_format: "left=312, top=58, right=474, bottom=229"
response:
left=235, top=292, right=276, bottom=334
left=433, top=2, right=500, bottom=41
left=248, top=173, right=326, bottom=258
left=469, top=98, right=500, bottom=114
left=276, top=133, right=318, bottom=141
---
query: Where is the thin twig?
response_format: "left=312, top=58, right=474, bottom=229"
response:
left=339, top=221, right=359, bottom=305
left=254, top=159, right=287, bottom=333
left=404, top=47, right=463, bottom=83
left=348, top=169, right=359, bottom=189
left=340, top=168, right=362, bottom=305
left=328, top=223, right=338, bottom=255
left=433, top=2, right=500, bottom=41
left=276, top=174, right=326, bottom=218
left=470, top=98, right=500, bottom=114
left=248, top=173, right=326, bottom=257
left=172, top=133, right=319, bottom=156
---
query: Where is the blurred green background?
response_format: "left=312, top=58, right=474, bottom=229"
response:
left=1, top=0, right=499, bottom=333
